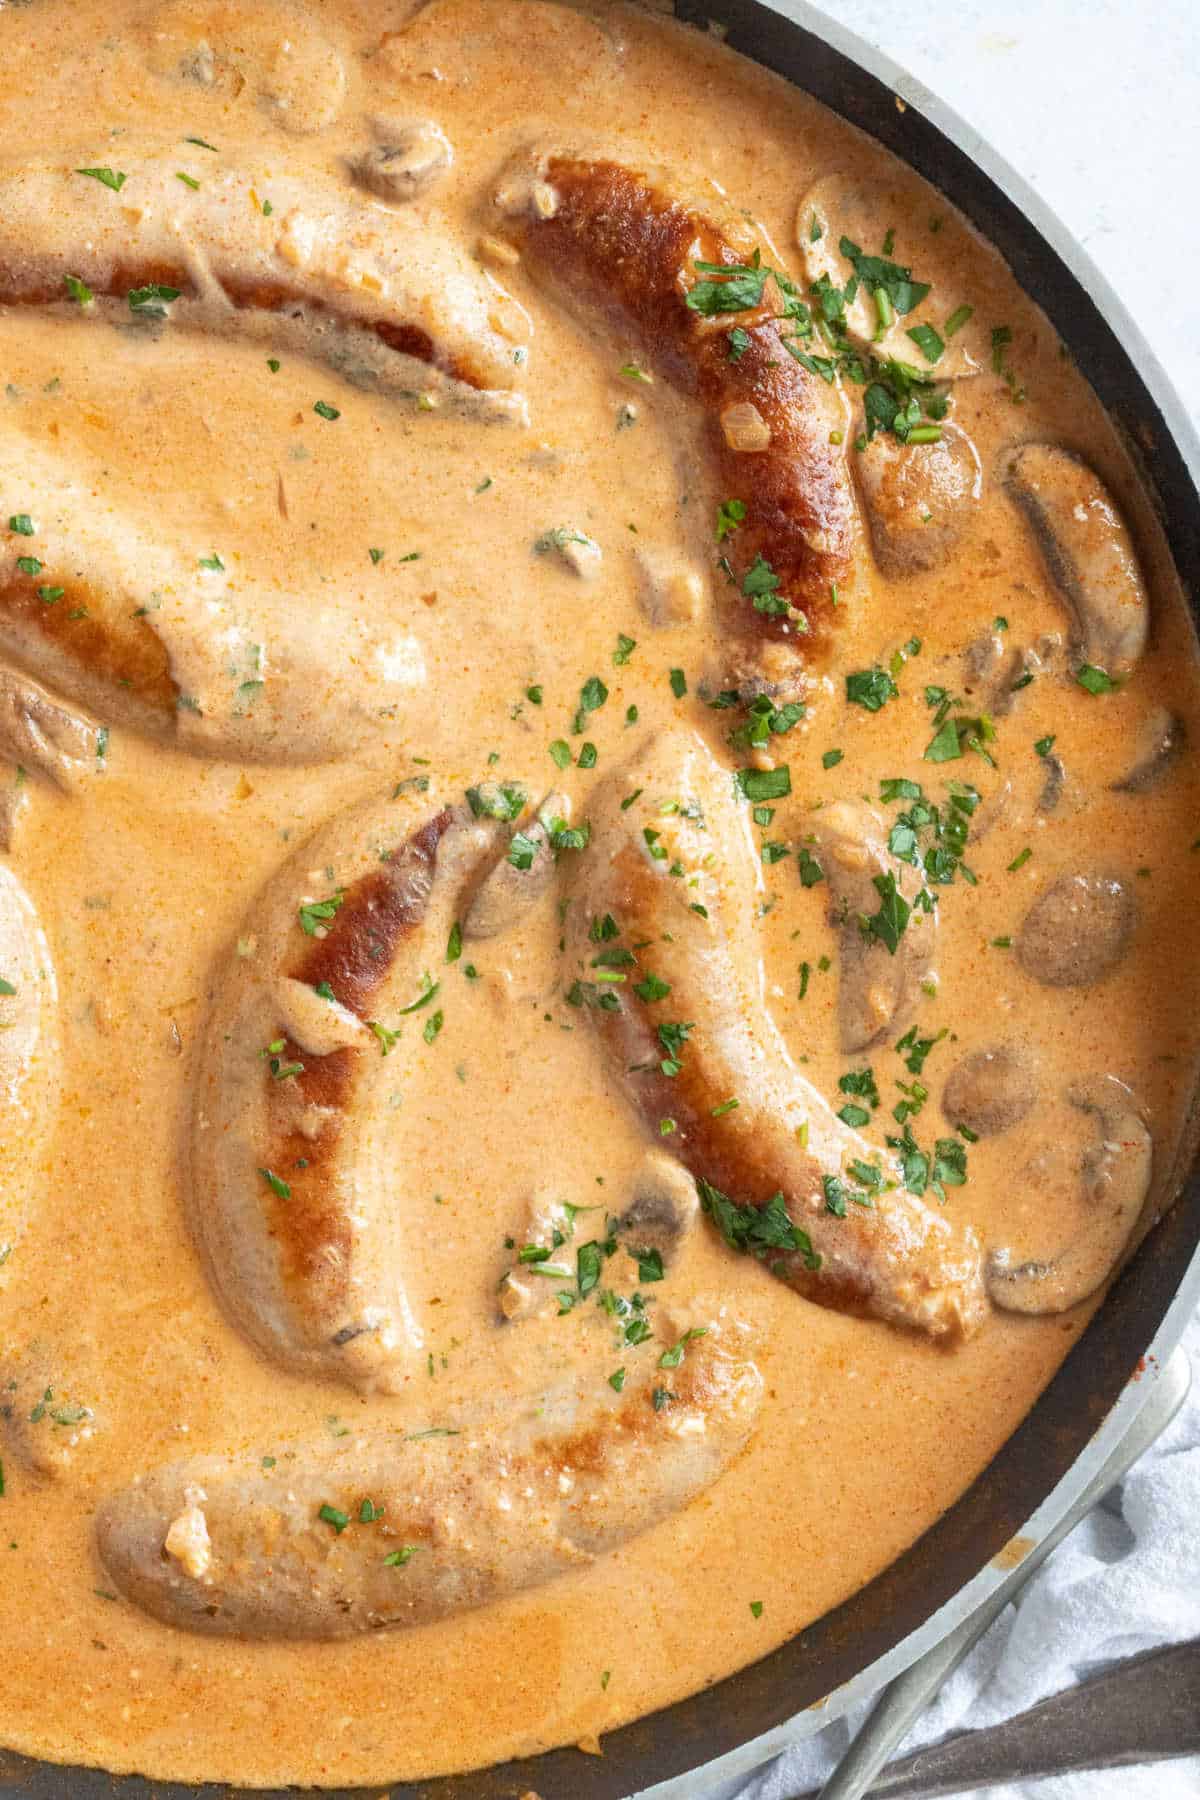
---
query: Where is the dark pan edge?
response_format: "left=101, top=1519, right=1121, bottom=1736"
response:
left=4, top=2, right=1199, bottom=1796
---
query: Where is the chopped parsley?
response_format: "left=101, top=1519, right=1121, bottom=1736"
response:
left=398, top=975, right=440, bottom=1015
left=906, top=323, right=945, bottom=365
left=508, top=831, right=539, bottom=871
left=838, top=234, right=930, bottom=317
left=297, top=890, right=344, bottom=936
left=574, top=675, right=609, bottom=731
left=734, top=766, right=791, bottom=803
left=128, top=283, right=180, bottom=317
left=699, top=1179, right=820, bottom=1271
left=863, top=871, right=911, bottom=954
left=742, top=553, right=793, bottom=619
left=75, top=166, right=126, bottom=191
left=797, top=847, right=824, bottom=888
left=685, top=252, right=770, bottom=316
left=1077, top=664, right=1117, bottom=695
left=658, top=1326, right=708, bottom=1368
left=466, top=781, right=526, bottom=821
left=846, top=667, right=898, bottom=712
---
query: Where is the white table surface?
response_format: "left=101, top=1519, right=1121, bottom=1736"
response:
left=701, top=1, right=1200, bottom=1795
left=816, top=0, right=1200, bottom=422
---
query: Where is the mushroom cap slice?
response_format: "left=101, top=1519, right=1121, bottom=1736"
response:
left=856, top=422, right=982, bottom=577
left=462, top=791, right=567, bottom=942
left=1016, top=871, right=1135, bottom=989
left=815, top=799, right=936, bottom=1053
left=618, top=1150, right=700, bottom=1270
left=942, top=1046, right=1038, bottom=1139
left=0, top=665, right=103, bottom=847
left=143, top=0, right=348, bottom=135
left=0, top=1346, right=100, bottom=1480
left=353, top=120, right=454, bottom=206
left=1004, top=443, right=1149, bottom=678
left=1112, top=706, right=1185, bottom=794
left=0, top=862, right=58, bottom=1267
left=987, top=1075, right=1152, bottom=1314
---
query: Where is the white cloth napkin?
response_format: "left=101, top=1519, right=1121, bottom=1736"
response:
left=723, top=1310, right=1200, bottom=1800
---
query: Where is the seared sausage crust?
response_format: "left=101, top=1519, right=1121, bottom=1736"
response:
left=506, top=155, right=857, bottom=675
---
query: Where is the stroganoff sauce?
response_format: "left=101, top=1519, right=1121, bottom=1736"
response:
left=0, top=0, right=1198, bottom=1784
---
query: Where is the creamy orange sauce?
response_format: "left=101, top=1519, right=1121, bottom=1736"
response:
left=0, top=0, right=1198, bottom=1786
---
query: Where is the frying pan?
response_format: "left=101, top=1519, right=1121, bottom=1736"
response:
left=3, top=1, right=1199, bottom=1796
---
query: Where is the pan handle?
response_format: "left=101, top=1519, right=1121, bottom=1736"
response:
left=813, top=1345, right=1191, bottom=1800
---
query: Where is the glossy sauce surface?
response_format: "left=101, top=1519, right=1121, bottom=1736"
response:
left=0, top=0, right=1198, bottom=1785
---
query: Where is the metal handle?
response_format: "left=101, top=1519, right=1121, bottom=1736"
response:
left=813, top=1345, right=1192, bottom=1800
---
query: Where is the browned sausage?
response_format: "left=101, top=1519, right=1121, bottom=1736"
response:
left=563, top=729, right=987, bottom=1340
left=501, top=153, right=857, bottom=688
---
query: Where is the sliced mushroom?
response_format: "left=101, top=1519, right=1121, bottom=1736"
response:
left=352, top=119, right=453, bottom=205
left=0, top=863, right=58, bottom=1260
left=143, top=0, right=348, bottom=135
left=987, top=1075, right=1152, bottom=1313
left=534, top=527, right=602, bottom=579
left=1004, top=444, right=1149, bottom=677
left=796, top=172, right=984, bottom=377
left=856, top=422, right=982, bottom=577
left=0, top=666, right=102, bottom=845
left=814, top=800, right=936, bottom=1053
left=0, top=1350, right=99, bottom=1480
left=1112, top=707, right=1185, bottom=794
left=499, top=1151, right=699, bottom=1324
left=634, top=546, right=706, bottom=626
left=967, top=629, right=1066, bottom=718
left=462, top=792, right=567, bottom=942
left=497, top=1187, right=581, bottom=1323
left=1016, top=872, right=1135, bottom=989
left=378, top=0, right=618, bottom=102
left=617, top=1150, right=699, bottom=1272
left=942, top=1046, right=1038, bottom=1138
left=962, top=626, right=1009, bottom=694
left=969, top=776, right=1012, bottom=841
left=1037, top=752, right=1067, bottom=815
